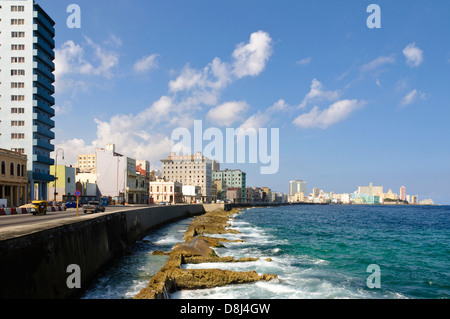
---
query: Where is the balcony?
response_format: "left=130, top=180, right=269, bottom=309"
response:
left=33, top=74, right=55, bottom=94
left=33, top=37, right=55, bottom=60
left=33, top=87, right=55, bottom=105
left=33, top=49, right=55, bottom=70
left=33, top=155, right=54, bottom=166
left=33, top=100, right=55, bottom=117
left=33, top=112, right=55, bottom=127
left=33, top=139, right=55, bottom=152
left=33, top=24, right=55, bottom=48
left=33, top=61, right=55, bottom=82
left=33, top=11, right=55, bottom=37
left=32, top=172, right=55, bottom=182
left=33, top=125, right=55, bottom=139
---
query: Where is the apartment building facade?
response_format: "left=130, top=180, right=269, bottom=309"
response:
left=0, top=0, right=56, bottom=201
left=212, top=169, right=246, bottom=203
left=161, top=152, right=214, bottom=203
left=0, top=148, right=28, bottom=207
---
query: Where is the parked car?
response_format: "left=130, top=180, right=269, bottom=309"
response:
left=159, top=202, right=171, bottom=206
left=82, top=201, right=106, bottom=214
left=65, top=201, right=77, bottom=208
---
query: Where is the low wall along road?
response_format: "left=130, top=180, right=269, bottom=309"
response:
left=0, top=204, right=210, bottom=299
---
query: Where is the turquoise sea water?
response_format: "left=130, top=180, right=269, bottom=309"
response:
left=82, top=205, right=450, bottom=299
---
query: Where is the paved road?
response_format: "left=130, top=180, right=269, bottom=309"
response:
left=0, top=205, right=157, bottom=240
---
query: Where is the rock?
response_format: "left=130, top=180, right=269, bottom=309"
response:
left=152, top=250, right=168, bottom=255
left=134, top=207, right=278, bottom=299
left=266, top=258, right=272, bottom=262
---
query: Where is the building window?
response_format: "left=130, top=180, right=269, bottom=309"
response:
left=11, top=19, right=25, bottom=25
left=11, top=82, right=25, bottom=88
left=11, top=57, right=25, bottom=63
left=11, top=95, right=25, bottom=101
left=11, top=5, right=24, bottom=12
left=11, top=31, right=25, bottom=38
left=11, top=70, right=25, bottom=76
left=1, top=161, right=5, bottom=175
left=10, top=163, right=14, bottom=176
left=11, top=44, right=25, bottom=50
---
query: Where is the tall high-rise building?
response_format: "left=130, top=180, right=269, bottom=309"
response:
left=289, top=180, right=306, bottom=197
left=400, top=186, right=406, bottom=201
left=0, top=0, right=55, bottom=201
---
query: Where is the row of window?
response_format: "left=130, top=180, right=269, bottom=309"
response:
left=11, top=70, right=25, bottom=76
left=11, top=82, right=25, bottom=88
left=11, top=121, right=25, bottom=126
left=11, top=19, right=25, bottom=25
left=11, top=44, right=25, bottom=50
left=11, top=95, right=25, bottom=101
left=11, top=6, right=25, bottom=12
left=11, top=108, right=25, bottom=114
left=11, top=57, right=25, bottom=63
left=11, top=32, right=25, bottom=38
left=11, top=133, right=25, bottom=139
left=0, top=161, right=25, bottom=177
left=151, top=186, right=174, bottom=193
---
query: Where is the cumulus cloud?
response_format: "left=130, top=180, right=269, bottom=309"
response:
left=54, top=37, right=120, bottom=92
left=207, top=101, right=249, bottom=127
left=299, top=78, right=341, bottom=108
left=232, top=30, right=273, bottom=78
left=54, top=31, right=274, bottom=167
left=403, top=43, right=424, bottom=67
left=133, top=54, right=159, bottom=73
left=293, top=99, right=365, bottom=129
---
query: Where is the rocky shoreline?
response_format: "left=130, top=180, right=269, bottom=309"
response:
left=134, top=208, right=278, bottom=299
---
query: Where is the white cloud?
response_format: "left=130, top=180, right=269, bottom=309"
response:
left=299, top=78, right=340, bottom=108
left=232, top=30, right=273, bottom=78
left=133, top=54, right=159, bottom=74
left=54, top=37, right=120, bottom=92
left=296, top=57, right=312, bottom=66
left=293, top=99, right=365, bottom=129
left=54, top=31, right=275, bottom=167
left=403, top=43, right=424, bottom=67
left=207, top=101, right=249, bottom=127
left=400, top=89, right=426, bottom=107
left=360, top=55, right=396, bottom=72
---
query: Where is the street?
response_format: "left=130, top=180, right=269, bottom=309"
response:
left=0, top=205, right=154, bottom=240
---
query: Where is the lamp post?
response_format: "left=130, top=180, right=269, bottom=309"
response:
left=54, top=148, right=64, bottom=204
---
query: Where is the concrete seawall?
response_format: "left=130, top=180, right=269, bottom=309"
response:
left=0, top=204, right=206, bottom=299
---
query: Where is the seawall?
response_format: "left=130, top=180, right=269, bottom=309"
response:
left=0, top=204, right=206, bottom=299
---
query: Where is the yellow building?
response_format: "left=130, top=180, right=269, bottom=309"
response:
left=0, top=148, right=28, bottom=207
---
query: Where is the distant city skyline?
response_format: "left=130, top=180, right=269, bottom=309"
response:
left=30, top=0, right=449, bottom=204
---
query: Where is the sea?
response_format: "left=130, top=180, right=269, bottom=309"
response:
left=81, top=204, right=450, bottom=299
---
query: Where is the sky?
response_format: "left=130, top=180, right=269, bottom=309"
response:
left=38, top=0, right=450, bottom=204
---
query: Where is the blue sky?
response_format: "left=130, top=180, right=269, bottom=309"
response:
left=41, top=0, right=450, bottom=204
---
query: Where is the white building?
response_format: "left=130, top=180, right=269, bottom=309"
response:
left=182, top=185, right=202, bottom=203
left=150, top=178, right=182, bottom=204
left=0, top=0, right=56, bottom=201
left=161, top=152, right=214, bottom=203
